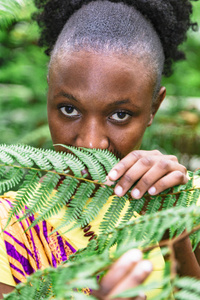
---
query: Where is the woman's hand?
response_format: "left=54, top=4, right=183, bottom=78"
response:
left=93, top=249, right=152, bottom=300
left=108, top=150, right=188, bottom=199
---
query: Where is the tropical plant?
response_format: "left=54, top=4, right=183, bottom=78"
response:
left=1, top=144, right=200, bottom=299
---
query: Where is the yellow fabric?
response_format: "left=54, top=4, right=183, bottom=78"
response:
left=0, top=195, right=74, bottom=287
left=0, top=230, right=16, bottom=287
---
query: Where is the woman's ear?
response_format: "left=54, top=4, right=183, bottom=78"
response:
left=147, top=86, right=166, bottom=127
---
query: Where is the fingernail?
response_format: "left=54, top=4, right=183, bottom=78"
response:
left=131, top=188, right=140, bottom=199
left=108, top=169, right=118, bottom=180
left=115, top=186, right=123, bottom=196
left=139, top=292, right=146, bottom=299
left=148, top=186, right=156, bottom=195
left=120, top=249, right=142, bottom=264
left=140, top=260, right=153, bottom=272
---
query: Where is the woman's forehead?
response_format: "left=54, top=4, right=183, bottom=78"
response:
left=49, top=50, right=155, bottom=91
left=48, top=50, right=155, bottom=113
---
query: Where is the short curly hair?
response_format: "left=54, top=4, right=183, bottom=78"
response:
left=33, top=0, right=198, bottom=77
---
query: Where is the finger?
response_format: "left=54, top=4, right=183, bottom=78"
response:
left=107, top=260, right=152, bottom=298
left=108, top=151, right=176, bottom=182
left=113, top=156, right=155, bottom=197
left=134, top=293, right=147, bottom=300
left=108, top=150, right=164, bottom=182
left=108, top=151, right=142, bottom=181
left=100, top=249, right=142, bottom=296
left=148, top=170, right=189, bottom=196
left=130, top=160, right=187, bottom=199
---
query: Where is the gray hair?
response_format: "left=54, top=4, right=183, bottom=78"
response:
left=50, top=1, right=165, bottom=101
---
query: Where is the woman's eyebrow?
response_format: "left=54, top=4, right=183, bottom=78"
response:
left=54, top=91, right=79, bottom=102
left=107, top=99, right=140, bottom=109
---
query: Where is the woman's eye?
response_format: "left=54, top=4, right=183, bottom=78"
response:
left=110, top=111, right=131, bottom=122
left=60, top=106, right=79, bottom=117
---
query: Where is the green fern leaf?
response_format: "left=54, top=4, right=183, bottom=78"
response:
left=174, top=190, right=192, bottom=235
left=60, top=152, right=85, bottom=177
left=5, top=170, right=39, bottom=227
left=0, top=167, right=24, bottom=194
left=41, top=149, right=68, bottom=173
left=20, top=145, right=51, bottom=170
left=83, top=148, right=119, bottom=173
left=57, top=182, right=96, bottom=229
left=1, top=145, right=33, bottom=167
left=175, top=276, right=200, bottom=294
left=0, top=147, right=15, bottom=164
left=25, top=177, right=79, bottom=230
left=60, top=145, right=106, bottom=182
left=163, top=194, right=176, bottom=209
left=0, top=166, right=6, bottom=179
left=119, top=197, right=145, bottom=225
left=190, top=188, right=200, bottom=206
left=146, top=195, right=162, bottom=214
left=99, top=195, right=128, bottom=234
left=175, top=290, right=200, bottom=300
left=78, top=185, right=113, bottom=227
left=26, top=172, right=60, bottom=216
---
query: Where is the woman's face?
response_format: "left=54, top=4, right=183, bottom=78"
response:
left=47, top=50, right=165, bottom=158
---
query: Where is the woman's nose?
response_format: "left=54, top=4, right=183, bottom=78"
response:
left=75, top=122, right=110, bottom=150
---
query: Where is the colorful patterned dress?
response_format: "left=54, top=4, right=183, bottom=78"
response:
left=0, top=190, right=171, bottom=299
left=0, top=193, right=76, bottom=285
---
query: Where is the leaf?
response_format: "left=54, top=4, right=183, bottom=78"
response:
left=59, top=145, right=106, bottom=182
left=99, top=195, right=128, bottom=234
left=0, top=0, right=31, bottom=28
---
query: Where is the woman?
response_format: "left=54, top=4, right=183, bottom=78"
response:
left=0, top=0, right=199, bottom=298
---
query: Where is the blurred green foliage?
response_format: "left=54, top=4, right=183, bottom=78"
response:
left=0, top=1, right=50, bottom=147
left=143, top=1, right=200, bottom=169
left=0, top=0, right=200, bottom=169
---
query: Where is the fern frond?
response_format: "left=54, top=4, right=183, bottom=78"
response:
left=95, top=206, right=200, bottom=253
left=0, top=167, right=24, bottom=194
left=119, top=197, right=146, bottom=226
left=27, top=172, right=60, bottom=214
left=36, top=177, right=79, bottom=221
left=0, top=148, right=15, bottom=164
left=59, top=145, right=106, bottom=182
left=146, top=195, right=162, bottom=214
left=176, top=190, right=191, bottom=207
left=0, top=166, right=6, bottom=178
left=189, top=188, right=200, bottom=206
left=40, top=149, right=67, bottom=173
left=1, top=144, right=200, bottom=299
left=26, top=177, right=80, bottom=231
left=1, top=143, right=200, bottom=246
left=0, top=145, right=33, bottom=167
left=175, top=291, right=200, bottom=300
left=78, top=185, right=113, bottom=228
left=174, top=277, right=200, bottom=300
left=5, top=170, right=39, bottom=226
left=163, top=194, right=177, bottom=209
left=99, top=195, right=128, bottom=234
left=83, top=148, right=119, bottom=173
left=57, top=182, right=96, bottom=230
